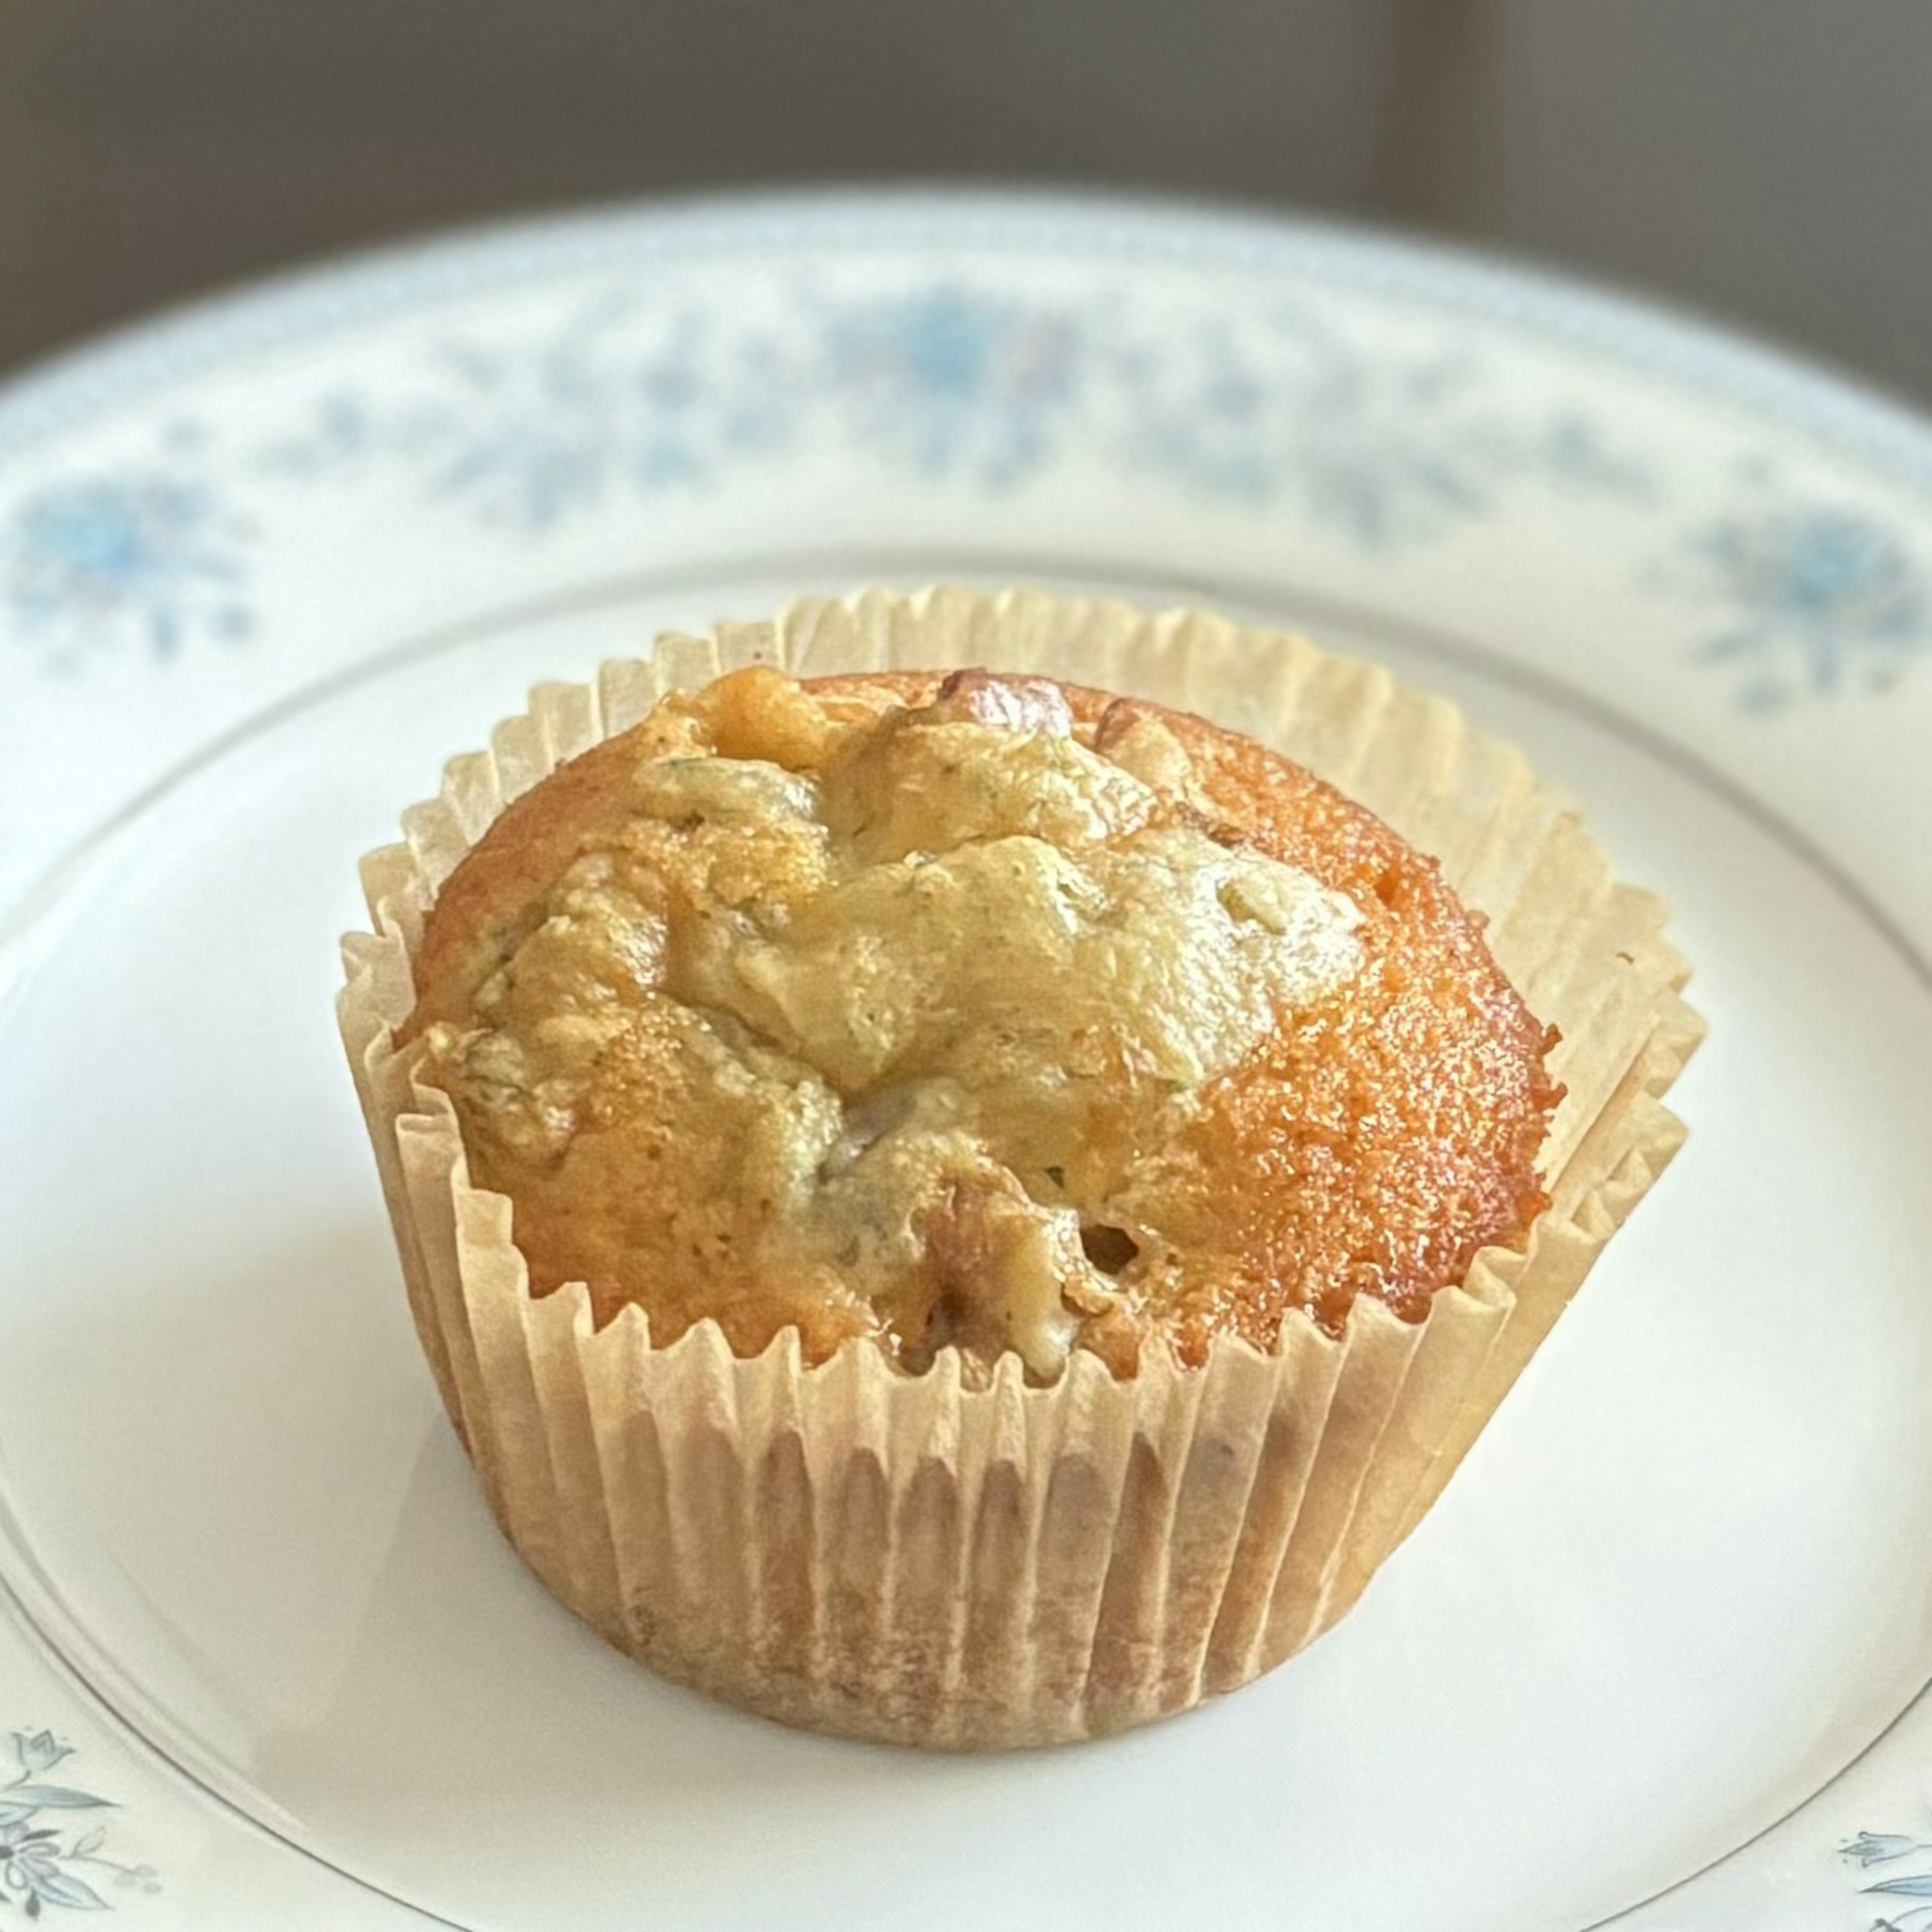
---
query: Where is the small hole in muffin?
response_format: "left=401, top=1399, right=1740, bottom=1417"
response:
left=1373, top=865, right=1406, bottom=909
left=906, top=1288, right=971, bottom=1373
left=929, top=1287, right=969, bottom=1332
left=1080, top=1224, right=1140, bottom=1275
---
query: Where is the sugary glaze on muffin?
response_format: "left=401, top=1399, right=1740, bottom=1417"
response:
left=404, top=667, right=1561, bottom=1379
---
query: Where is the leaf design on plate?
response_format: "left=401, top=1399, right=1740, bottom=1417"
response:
left=20, top=1865, right=109, bottom=1910
left=1866, top=1872, right=1932, bottom=1897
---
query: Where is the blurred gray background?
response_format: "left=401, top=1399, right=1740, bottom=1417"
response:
left=2, top=0, right=1928, bottom=403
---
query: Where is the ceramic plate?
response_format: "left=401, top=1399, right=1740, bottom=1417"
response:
left=2, top=190, right=1930, bottom=1932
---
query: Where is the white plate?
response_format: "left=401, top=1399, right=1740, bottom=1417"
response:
left=2, top=191, right=1931, bottom=1931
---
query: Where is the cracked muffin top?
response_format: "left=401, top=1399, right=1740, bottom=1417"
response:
left=403, top=664, right=1561, bottom=1381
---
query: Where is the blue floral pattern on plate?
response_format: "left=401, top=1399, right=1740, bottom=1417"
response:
left=0, top=1729, right=158, bottom=1916
left=3, top=277, right=1929, bottom=706
left=1842, top=1824, right=1932, bottom=1927
left=2, top=464, right=253, bottom=674
left=819, top=285, right=1082, bottom=487
left=1104, top=307, right=1649, bottom=543
left=0, top=283, right=1673, bottom=675
left=1677, top=499, right=1929, bottom=710
left=258, top=294, right=798, bottom=525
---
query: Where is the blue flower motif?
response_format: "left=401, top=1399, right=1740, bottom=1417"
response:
left=1846, top=1831, right=1932, bottom=1869
left=7, top=1736, right=70, bottom=1781
left=2, top=471, right=253, bottom=669
left=26, top=274, right=1917, bottom=722
left=1676, top=502, right=1928, bottom=709
left=258, top=299, right=797, bottom=528
left=0, top=1729, right=158, bottom=1913
left=819, top=287, right=1080, bottom=487
left=236, top=282, right=1650, bottom=561
left=1107, top=309, right=1647, bottom=545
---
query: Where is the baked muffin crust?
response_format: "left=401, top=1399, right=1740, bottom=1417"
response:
left=406, top=666, right=1560, bottom=1379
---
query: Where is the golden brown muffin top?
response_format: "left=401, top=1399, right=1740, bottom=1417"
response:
left=406, top=665, right=1560, bottom=1379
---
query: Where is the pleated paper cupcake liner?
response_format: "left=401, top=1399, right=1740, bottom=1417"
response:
left=337, top=586, right=1701, bottom=1747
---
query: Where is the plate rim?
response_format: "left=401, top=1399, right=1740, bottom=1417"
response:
left=4, top=183, right=1932, bottom=503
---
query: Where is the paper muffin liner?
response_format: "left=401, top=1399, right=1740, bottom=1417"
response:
left=337, top=586, right=1701, bottom=1747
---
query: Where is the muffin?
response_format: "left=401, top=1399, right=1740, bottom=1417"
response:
left=338, top=586, right=1699, bottom=1747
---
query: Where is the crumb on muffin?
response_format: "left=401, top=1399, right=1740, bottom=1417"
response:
left=404, top=665, right=1561, bottom=1380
